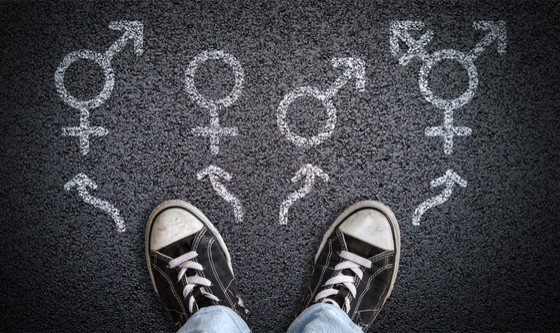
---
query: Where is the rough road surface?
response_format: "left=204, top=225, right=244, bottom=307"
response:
left=1, top=1, right=559, bottom=332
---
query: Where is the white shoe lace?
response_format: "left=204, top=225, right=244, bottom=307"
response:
left=168, top=251, right=220, bottom=313
left=314, top=250, right=372, bottom=313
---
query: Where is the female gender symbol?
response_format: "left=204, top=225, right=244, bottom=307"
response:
left=187, top=50, right=245, bottom=155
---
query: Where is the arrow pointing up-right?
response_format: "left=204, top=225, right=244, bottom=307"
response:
left=106, top=20, right=144, bottom=59
left=468, top=21, right=507, bottom=61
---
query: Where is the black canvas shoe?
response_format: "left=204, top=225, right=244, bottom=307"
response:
left=145, top=200, right=249, bottom=327
left=300, top=200, right=401, bottom=331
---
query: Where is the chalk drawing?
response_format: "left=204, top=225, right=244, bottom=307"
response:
left=390, top=20, right=506, bottom=154
left=64, top=173, right=126, bottom=233
left=412, top=169, right=467, bottom=226
left=187, top=50, right=244, bottom=155
left=279, top=164, right=329, bottom=225
left=390, top=21, right=432, bottom=65
left=277, top=58, right=365, bottom=148
left=56, top=21, right=143, bottom=155
left=197, top=165, right=244, bottom=223
left=467, top=21, right=507, bottom=61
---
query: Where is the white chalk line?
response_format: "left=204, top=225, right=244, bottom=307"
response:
left=64, top=173, right=126, bottom=233
left=467, top=21, right=507, bottom=62
left=412, top=169, right=467, bottom=226
left=277, top=58, right=365, bottom=148
left=391, top=20, right=506, bottom=154
left=279, top=164, right=329, bottom=225
left=186, top=50, right=244, bottom=155
left=61, top=108, right=108, bottom=155
left=56, top=21, right=143, bottom=155
left=197, top=165, right=244, bottom=224
left=390, top=21, right=432, bottom=65
left=424, top=107, right=472, bottom=155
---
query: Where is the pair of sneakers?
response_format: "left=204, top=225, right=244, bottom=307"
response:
left=145, top=200, right=400, bottom=331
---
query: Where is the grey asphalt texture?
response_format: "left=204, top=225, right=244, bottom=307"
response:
left=1, top=1, right=559, bottom=332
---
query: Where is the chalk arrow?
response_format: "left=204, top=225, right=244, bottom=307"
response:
left=467, top=21, right=507, bottom=61
left=390, top=21, right=433, bottom=65
left=64, top=173, right=126, bottom=233
left=105, top=21, right=144, bottom=60
left=279, top=164, right=329, bottom=225
left=412, top=169, right=467, bottom=226
left=197, top=165, right=244, bottom=223
left=326, top=57, right=366, bottom=98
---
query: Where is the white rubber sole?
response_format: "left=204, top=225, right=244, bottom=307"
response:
left=145, top=200, right=233, bottom=297
left=314, top=200, right=401, bottom=308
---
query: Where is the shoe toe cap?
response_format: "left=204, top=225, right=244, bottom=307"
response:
left=150, top=208, right=204, bottom=251
left=339, top=209, right=395, bottom=251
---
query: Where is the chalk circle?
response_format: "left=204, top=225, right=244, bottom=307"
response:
left=55, top=50, right=114, bottom=110
left=185, top=50, right=244, bottom=109
left=277, top=86, right=336, bottom=148
left=419, top=49, right=479, bottom=110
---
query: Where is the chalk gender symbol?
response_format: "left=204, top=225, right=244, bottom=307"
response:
left=391, top=21, right=506, bottom=154
left=187, top=50, right=244, bottom=155
left=277, top=58, right=365, bottom=148
left=412, top=169, right=467, bottom=226
left=197, top=165, right=244, bottom=224
left=279, top=164, right=329, bottom=225
left=64, top=173, right=126, bottom=232
left=56, top=21, right=144, bottom=155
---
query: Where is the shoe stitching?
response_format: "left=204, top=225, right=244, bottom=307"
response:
left=352, top=262, right=394, bottom=320
left=152, top=262, right=187, bottom=315
left=193, top=235, right=219, bottom=309
left=208, top=237, right=235, bottom=307
left=192, top=226, right=206, bottom=250
left=308, top=238, right=334, bottom=308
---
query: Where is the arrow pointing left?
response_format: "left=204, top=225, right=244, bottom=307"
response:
left=64, top=173, right=126, bottom=233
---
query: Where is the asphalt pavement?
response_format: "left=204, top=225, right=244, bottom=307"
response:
left=1, top=1, right=559, bottom=332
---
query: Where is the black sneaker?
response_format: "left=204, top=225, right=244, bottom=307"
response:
left=145, top=200, right=249, bottom=327
left=300, top=200, right=401, bottom=331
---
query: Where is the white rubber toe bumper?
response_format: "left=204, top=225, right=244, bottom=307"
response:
left=149, top=208, right=204, bottom=251
left=339, top=209, right=395, bottom=251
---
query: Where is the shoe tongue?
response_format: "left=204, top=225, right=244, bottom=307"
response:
left=342, top=233, right=386, bottom=258
left=157, top=233, right=198, bottom=258
left=326, top=288, right=351, bottom=309
left=190, top=287, right=216, bottom=311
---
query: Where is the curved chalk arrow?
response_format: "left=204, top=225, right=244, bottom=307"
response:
left=467, top=21, right=507, bottom=61
left=279, top=164, right=329, bottom=225
left=412, top=169, right=467, bottom=226
left=64, top=173, right=126, bottom=233
left=197, top=165, right=244, bottom=223
left=106, top=21, right=144, bottom=59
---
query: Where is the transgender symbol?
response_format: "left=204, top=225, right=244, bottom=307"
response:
left=390, top=21, right=507, bottom=154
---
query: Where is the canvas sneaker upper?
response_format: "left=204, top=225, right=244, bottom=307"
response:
left=145, top=200, right=248, bottom=327
left=300, top=201, right=401, bottom=331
